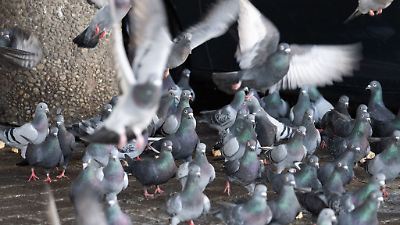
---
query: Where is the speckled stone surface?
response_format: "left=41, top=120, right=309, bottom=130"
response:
left=0, top=0, right=118, bottom=125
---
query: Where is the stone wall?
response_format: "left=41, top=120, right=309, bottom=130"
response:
left=0, top=0, right=119, bottom=125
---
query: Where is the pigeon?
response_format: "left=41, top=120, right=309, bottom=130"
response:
left=367, top=131, right=400, bottom=180
left=87, top=0, right=108, bottom=9
left=301, top=109, right=321, bottom=155
left=212, top=0, right=361, bottom=94
left=118, top=131, right=148, bottom=160
left=318, top=150, right=356, bottom=185
left=0, top=27, right=42, bottom=69
left=166, top=164, right=211, bottom=225
left=149, top=89, right=180, bottom=135
left=366, top=80, right=395, bottom=124
left=55, top=112, right=76, bottom=179
left=0, top=102, right=49, bottom=158
left=152, top=107, right=199, bottom=161
left=341, top=173, right=386, bottom=209
left=268, top=126, right=307, bottom=173
left=323, top=163, right=349, bottom=195
left=177, top=143, right=215, bottom=191
left=268, top=173, right=301, bottom=225
left=306, top=86, right=334, bottom=123
left=338, top=190, right=383, bottom=225
left=320, top=95, right=352, bottom=137
left=289, top=89, right=312, bottom=126
left=293, top=155, right=322, bottom=191
left=177, top=69, right=196, bottom=101
left=214, top=184, right=272, bottom=225
left=105, top=197, right=132, bottom=225
left=161, top=90, right=192, bottom=135
left=70, top=159, right=105, bottom=207
left=372, top=109, right=400, bottom=137
left=71, top=103, right=113, bottom=137
left=25, top=127, right=63, bottom=183
left=102, top=152, right=129, bottom=200
left=166, top=0, right=240, bottom=69
left=73, top=1, right=131, bottom=48
left=345, top=0, right=395, bottom=23
left=86, top=0, right=172, bottom=148
left=260, top=90, right=289, bottom=120
left=316, top=208, right=337, bottom=225
left=223, top=139, right=264, bottom=195
left=125, top=140, right=177, bottom=198
left=82, top=144, right=118, bottom=169
left=199, top=89, right=246, bottom=134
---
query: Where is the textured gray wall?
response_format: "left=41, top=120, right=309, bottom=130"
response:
left=0, top=0, right=119, bottom=125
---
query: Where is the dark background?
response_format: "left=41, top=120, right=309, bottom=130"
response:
left=165, top=0, right=400, bottom=113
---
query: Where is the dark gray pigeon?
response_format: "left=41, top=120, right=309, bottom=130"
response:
left=366, top=80, right=395, bottom=123
left=102, top=152, right=129, bottom=201
left=166, top=0, right=240, bottom=69
left=316, top=208, right=337, bottom=225
left=82, top=144, right=118, bottom=169
left=367, top=131, right=400, bottom=180
left=306, top=86, right=334, bottom=123
left=71, top=103, right=113, bottom=137
left=323, top=163, right=349, bottom=195
left=301, top=109, right=321, bottom=155
left=268, top=173, right=301, bottom=225
left=290, top=89, right=312, bottom=126
left=260, top=90, right=289, bottom=120
left=320, top=95, right=352, bottom=138
left=223, top=139, right=264, bottom=195
left=55, top=112, right=76, bottom=179
left=152, top=107, right=199, bottom=161
left=214, top=184, right=272, bottom=225
left=212, top=0, right=361, bottom=94
left=345, top=0, right=394, bottom=23
left=0, top=102, right=49, bottom=159
left=105, top=197, right=132, bottom=225
left=293, top=155, right=322, bottom=191
left=125, top=140, right=177, bottom=198
left=0, top=27, right=42, bottom=69
left=149, top=89, right=180, bottom=135
left=372, top=109, right=400, bottom=137
left=177, top=143, right=215, bottom=191
left=73, top=1, right=131, bottom=48
left=25, top=127, right=63, bottom=183
left=161, top=90, right=192, bottom=135
left=177, top=69, right=196, bottom=101
left=166, top=164, right=211, bottom=225
left=338, top=190, right=383, bottom=225
left=199, top=89, right=246, bottom=134
left=268, top=126, right=307, bottom=173
left=318, top=150, right=355, bottom=185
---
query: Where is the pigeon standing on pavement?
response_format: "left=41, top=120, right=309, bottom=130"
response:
left=301, top=109, right=321, bottom=155
left=25, top=127, right=64, bottom=183
left=0, top=102, right=49, bottom=159
left=0, top=27, right=42, bottom=69
left=55, top=112, right=76, bottom=179
left=166, top=164, right=211, bottom=225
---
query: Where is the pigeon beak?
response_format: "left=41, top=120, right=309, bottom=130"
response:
left=196, top=171, right=201, bottom=177
left=56, top=121, right=61, bottom=126
left=201, top=149, right=206, bottom=153
left=82, top=163, right=88, bottom=169
left=366, top=85, right=371, bottom=90
left=332, top=215, right=337, bottom=223
left=45, top=108, right=49, bottom=113
left=108, top=199, right=117, bottom=205
left=290, top=180, right=296, bottom=186
left=345, top=102, right=349, bottom=107
left=188, top=112, right=194, bottom=118
left=107, top=108, right=112, bottom=112
left=167, top=146, right=172, bottom=150
left=379, top=180, right=385, bottom=186
left=315, top=162, right=320, bottom=168
left=261, top=192, right=267, bottom=197
left=343, top=165, right=349, bottom=171
left=378, top=196, right=384, bottom=202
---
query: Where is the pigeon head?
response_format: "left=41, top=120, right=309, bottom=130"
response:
left=182, top=107, right=194, bottom=120
left=393, top=130, right=400, bottom=142
left=302, top=108, right=314, bottom=124
left=245, top=95, right=262, bottom=113
left=195, top=143, right=207, bottom=156
left=246, top=139, right=257, bottom=151
left=336, top=162, right=349, bottom=171
left=307, top=155, right=319, bottom=168
left=278, top=43, right=291, bottom=54
left=253, top=184, right=268, bottom=199
left=360, top=112, right=371, bottom=123
left=56, top=114, right=65, bottom=126
left=162, top=140, right=173, bottom=152
left=283, top=173, right=296, bottom=187
left=246, top=114, right=256, bottom=127
left=339, top=95, right=350, bottom=107
left=50, top=127, right=58, bottom=136
left=104, top=104, right=113, bottom=112
left=296, top=126, right=307, bottom=137
left=36, top=102, right=49, bottom=114
left=189, top=164, right=201, bottom=178
left=181, top=90, right=193, bottom=101
left=269, top=147, right=287, bottom=163
left=132, top=81, right=161, bottom=108
left=317, top=208, right=337, bottom=224
left=366, top=80, right=381, bottom=92
left=174, top=32, right=192, bottom=43
left=372, top=173, right=386, bottom=187
left=182, top=69, right=191, bottom=77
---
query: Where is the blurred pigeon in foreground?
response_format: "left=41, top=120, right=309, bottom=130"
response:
left=125, top=140, right=176, bottom=198
left=55, top=112, right=76, bottom=179
left=166, top=0, right=240, bottom=69
left=316, top=208, right=337, bottom=225
left=212, top=0, right=361, bottom=93
left=82, top=144, right=118, bottom=168
left=87, top=0, right=108, bottom=9
left=105, top=197, right=132, bottom=225
left=214, top=184, right=272, bottom=225
left=0, top=27, right=42, bottom=69
left=73, top=2, right=131, bottom=48
left=167, top=164, right=211, bottom=225
left=26, top=127, right=63, bottom=182
left=345, top=0, right=394, bottom=23
left=102, top=152, right=129, bottom=200
left=0, top=102, right=49, bottom=159
left=86, top=0, right=172, bottom=148
left=177, top=143, right=215, bottom=191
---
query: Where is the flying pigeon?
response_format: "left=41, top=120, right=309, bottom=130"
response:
left=212, top=0, right=361, bottom=94
left=345, top=0, right=395, bottom=23
left=306, top=86, right=334, bottom=123
left=0, top=27, right=42, bottom=69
